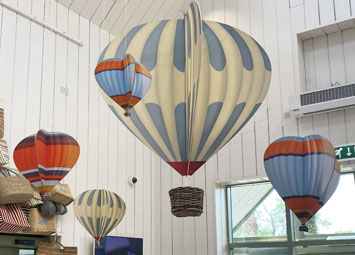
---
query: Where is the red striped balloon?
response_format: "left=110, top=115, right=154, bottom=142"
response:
left=13, top=129, right=80, bottom=197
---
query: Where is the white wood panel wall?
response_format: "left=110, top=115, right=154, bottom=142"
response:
left=0, top=1, right=161, bottom=254
left=1, top=0, right=355, bottom=255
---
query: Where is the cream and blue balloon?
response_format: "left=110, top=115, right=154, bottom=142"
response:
left=73, top=189, right=126, bottom=246
left=95, top=1, right=271, bottom=176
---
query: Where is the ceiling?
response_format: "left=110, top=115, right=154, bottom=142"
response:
left=56, top=0, right=187, bottom=35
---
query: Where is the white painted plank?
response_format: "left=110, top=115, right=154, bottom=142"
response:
left=298, top=116, right=314, bottom=137
left=313, top=36, right=331, bottom=89
left=31, top=0, right=45, bottom=19
left=86, top=23, right=100, bottom=190
left=217, top=143, right=231, bottom=181
left=205, top=155, right=217, bottom=255
left=153, top=0, right=179, bottom=21
left=263, top=0, right=282, bottom=109
left=200, top=0, right=213, bottom=20
left=251, top=0, right=268, bottom=122
left=241, top=131, right=257, bottom=178
left=80, top=0, right=102, bottom=20
left=101, top=0, right=127, bottom=32
left=40, top=37, right=56, bottom=131
left=303, top=39, right=317, bottom=91
left=255, top=119, right=269, bottom=177
left=290, top=0, right=304, bottom=8
left=328, top=31, right=346, bottom=85
left=213, top=0, right=225, bottom=23
left=151, top=154, right=161, bottom=255
left=313, top=114, right=330, bottom=139
left=61, top=10, right=79, bottom=246
left=225, top=0, right=237, bottom=27
left=143, top=146, right=152, bottom=255
left=97, top=29, right=109, bottom=191
left=290, top=4, right=306, bottom=94
left=44, top=0, right=57, bottom=26
left=53, top=2, right=69, bottom=237
left=116, top=121, right=127, bottom=235
left=17, top=0, right=31, bottom=13
left=25, top=21, right=43, bottom=135
left=276, top=0, right=296, bottom=112
left=327, top=30, right=348, bottom=147
left=329, top=110, right=347, bottom=145
left=343, top=28, right=355, bottom=82
left=193, top=167, right=208, bottom=255
left=229, top=133, right=243, bottom=179
left=8, top=15, right=30, bottom=166
left=352, top=0, right=355, bottom=16
left=57, top=0, right=75, bottom=8
left=73, top=16, right=89, bottom=254
left=166, top=0, right=185, bottom=20
left=138, top=0, right=166, bottom=24
left=160, top=161, right=172, bottom=255
left=134, top=139, right=144, bottom=237
left=53, top=5, right=68, bottom=133
left=268, top=106, right=283, bottom=142
left=304, top=0, right=319, bottom=29
left=90, top=0, right=115, bottom=26
left=0, top=8, right=16, bottom=146
left=84, top=22, right=101, bottom=254
left=237, top=0, right=250, bottom=31
left=125, top=131, right=136, bottom=237
left=111, top=0, right=144, bottom=35
left=171, top=169, right=184, bottom=255
left=70, top=0, right=89, bottom=14
left=107, top=115, right=118, bottom=230
left=334, top=0, right=351, bottom=20
left=319, top=0, right=336, bottom=25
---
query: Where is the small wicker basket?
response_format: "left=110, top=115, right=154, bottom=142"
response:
left=23, top=208, right=56, bottom=235
left=169, top=186, right=204, bottom=217
left=48, top=183, right=74, bottom=206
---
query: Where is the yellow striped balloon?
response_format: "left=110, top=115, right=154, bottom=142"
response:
left=73, top=189, right=126, bottom=246
left=96, top=1, right=271, bottom=176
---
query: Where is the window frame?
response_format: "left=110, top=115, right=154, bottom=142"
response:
left=226, top=171, right=355, bottom=255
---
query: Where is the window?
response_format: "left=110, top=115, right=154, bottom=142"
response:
left=227, top=172, right=355, bottom=255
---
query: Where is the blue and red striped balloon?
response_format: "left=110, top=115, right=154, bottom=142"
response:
left=95, top=54, right=152, bottom=116
left=264, top=135, right=340, bottom=232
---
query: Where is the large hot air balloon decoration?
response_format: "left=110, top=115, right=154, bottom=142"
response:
left=73, top=189, right=126, bottom=246
left=264, top=135, right=340, bottom=232
left=96, top=2, right=271, bottom=216
left=13, top=129, right=80, bottom=198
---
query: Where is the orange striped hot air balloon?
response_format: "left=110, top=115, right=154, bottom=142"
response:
left=264, top=135, right=340, bottom=232
left=13, top=129, right=80, bottom=198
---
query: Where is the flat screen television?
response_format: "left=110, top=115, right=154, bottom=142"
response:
left=95, top=236, right=143, bottom=255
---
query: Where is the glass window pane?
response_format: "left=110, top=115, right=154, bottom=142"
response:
left=233, top=247, right=288, bottom=255
left=297, top=173, right=355, bottom=236
left=230, top=182, right=287, bottom=240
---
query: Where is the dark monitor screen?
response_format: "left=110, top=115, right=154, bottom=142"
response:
left=95, top=236, right=143, bottom=255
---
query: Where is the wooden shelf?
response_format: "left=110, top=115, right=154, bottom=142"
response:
left=297, top=18, right=355, bottom=40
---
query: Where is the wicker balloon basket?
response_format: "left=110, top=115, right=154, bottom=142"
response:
left=169, top=186, right=204, bottom=217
